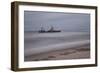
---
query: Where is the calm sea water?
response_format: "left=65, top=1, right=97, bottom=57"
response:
left=24, top=32, right=90, bottom=57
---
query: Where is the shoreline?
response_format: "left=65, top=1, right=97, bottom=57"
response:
left=24, top=47, right=90, bottom=61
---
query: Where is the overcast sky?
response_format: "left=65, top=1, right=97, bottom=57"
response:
left=24, top=11, right=90, bottom=32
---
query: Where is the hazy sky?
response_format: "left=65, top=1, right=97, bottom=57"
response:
left=24, top=11, right=90, bottom=32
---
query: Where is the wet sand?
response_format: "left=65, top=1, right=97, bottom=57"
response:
left=25, top=47, right=90, bottom=61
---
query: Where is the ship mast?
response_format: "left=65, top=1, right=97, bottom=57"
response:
left=49, top=26, right=54, bottom=32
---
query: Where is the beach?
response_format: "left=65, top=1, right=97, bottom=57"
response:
left=25, top=46, right=90, bottom=61
left=24, top=32, right=90, bottom=61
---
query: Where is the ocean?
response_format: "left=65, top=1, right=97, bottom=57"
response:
left=24, top=32, right=90, bottom=57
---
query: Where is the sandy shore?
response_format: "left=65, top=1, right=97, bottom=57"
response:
left=24, top=47, right=90, bottom=61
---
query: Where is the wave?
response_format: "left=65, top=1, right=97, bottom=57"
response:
left=24, top=32, right=90, bottom=57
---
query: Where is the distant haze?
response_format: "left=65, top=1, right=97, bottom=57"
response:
left=24, top=11, right=90, bottom=32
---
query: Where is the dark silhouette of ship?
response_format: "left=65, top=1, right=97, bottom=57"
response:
left=39, top=26, right=61, bottom=33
